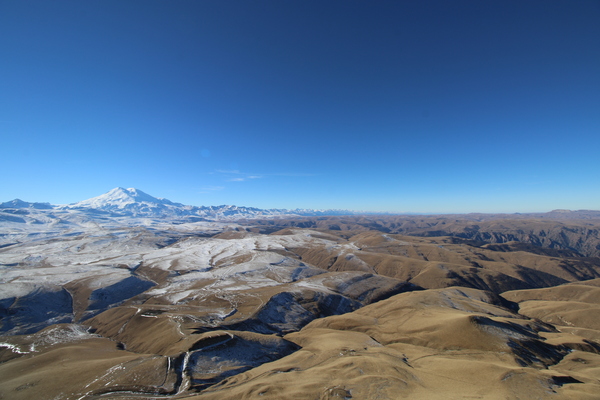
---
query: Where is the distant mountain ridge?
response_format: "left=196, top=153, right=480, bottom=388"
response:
left=1, top=187, right=368, bottom=219
left=2, top=187, right=599, bottom=221
left=0, top=199, right=53, bottom=210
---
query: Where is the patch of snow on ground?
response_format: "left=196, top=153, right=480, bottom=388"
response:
left=30, top=324, right=100, bottom=350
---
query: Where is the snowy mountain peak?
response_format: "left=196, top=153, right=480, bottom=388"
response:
left=73, top=187, right=175, bottom=208
left=0, top=199, right=53, bottom=210
left=32, top=187, right=366, bottom=219
left=66, top=187, right=182, bottom=216
left=110, top=187, right=168, bottom=204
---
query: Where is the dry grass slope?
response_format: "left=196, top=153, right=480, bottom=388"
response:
left=2, top=218, right=600, bottom=399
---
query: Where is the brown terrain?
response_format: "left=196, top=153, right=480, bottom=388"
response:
left=1, top=212, right=600, bottom=399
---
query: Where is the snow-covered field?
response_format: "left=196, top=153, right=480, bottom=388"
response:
left=1, top=195, right=406, bottom=337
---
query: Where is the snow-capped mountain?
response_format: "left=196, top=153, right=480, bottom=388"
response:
left=62, top=187, right=370, bottom=219
left=63, top=187, right=294, bottom=219
left=71, top=187, right=179, bottom=209
left=2, top=187, right=367, bottom=221
left=0, top=199, right=53, bottom=210
left=67, top=187, right=187, bottom=217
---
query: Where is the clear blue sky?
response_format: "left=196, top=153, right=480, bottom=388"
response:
left=1, top=1, right=599, bottom=213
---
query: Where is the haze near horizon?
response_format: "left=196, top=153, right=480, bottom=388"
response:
left=1, top=1, right=599, bottom=213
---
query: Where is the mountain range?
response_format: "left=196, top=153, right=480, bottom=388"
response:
left=0, top=187, right=374, bottom=220
left=3, top=187, right=598, bottom=221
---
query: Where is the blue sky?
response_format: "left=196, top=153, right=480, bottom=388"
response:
left=1, top=1, right=599, bottom=213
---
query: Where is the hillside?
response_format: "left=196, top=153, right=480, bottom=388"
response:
left=1, top=191, right=600, bottom=399
left=248, top=213, right=600, bottom=257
